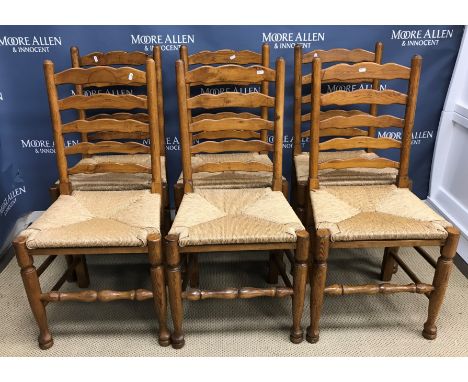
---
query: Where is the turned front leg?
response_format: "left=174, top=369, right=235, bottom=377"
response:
left=147, top=234, right=170, bottom=346
left=165, top=234, right=185, bottom=349
left=423, top=227, right=460, bottom=340
left=306, top=229, right=330, bottom=344
left=13, top=237, right=53, bottom=350
left=291, top=230, right=310, bottom=344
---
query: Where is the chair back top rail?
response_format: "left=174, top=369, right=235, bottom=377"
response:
left=182, top=44, right=269, bottom=66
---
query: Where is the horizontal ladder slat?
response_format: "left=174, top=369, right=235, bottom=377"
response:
left=320, top=114, right=405, bottom=129
left=87, top=112, right=149, bottom=122
left=191, top=139, right=273, bottom=154
left=182, top=287, right=293, bottom=300
left=59, top=94, right=147, bottom=110
left=192, top=112, right=260, bottom=122
left=318, top=157, right=400, bottom=170
left=321, top=89, right=408, bottom=106
left=186, top=65, right=275, bottom=85
left=302, top=127, right=368, bottom=138
left=190, top=117, right=273, bottom=132
left=62, top=118, right=149, bottom=134
left=64, top=141, right=150, bottom=155
left=324, top=283, right=434, bottom=295
left=41, top=289, right=153, bottom=302
left=301, top=109, right=367, bottom=122
left=192, top=161, right=273, bottom=173
left=88, top=132, right=149, bottom=141
left=193, top=130, right=261, bottom=140
left=188, top=49, right=262, bottom=65
left=80, top=51, right=149, bottom=66
left=55, top=66, right=146, bottom=86
left=188, top=92, right=274, bottom=109
left=302, top=73, right=374, bottom=85
left=322, top=62, right=411, bottom=82
left=68, top=162, right=151, bottom=175
left=319, top=136, right=401, bottom=151
left=302, top=48, right=375, bottom=64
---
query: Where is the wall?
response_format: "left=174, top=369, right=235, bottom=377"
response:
left=0, top=25, right=464, bottom=254
left=428, top=28, right=468, bottom=263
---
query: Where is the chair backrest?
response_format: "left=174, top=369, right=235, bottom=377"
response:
left=308, top=55, right=422, bottom=190
left=175, top=58, right=285, bottom=193
left=70, top=46, right=166, bottom=156
left=293, top=43, right=383, bottom=155
left=179, top=44, right=270, bottom=144
left=43, top=59, right=162, bottom=195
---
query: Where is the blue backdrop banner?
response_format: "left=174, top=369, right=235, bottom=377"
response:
left=0, top=25, right=464, bottom=254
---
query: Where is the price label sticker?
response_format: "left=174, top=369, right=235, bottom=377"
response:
left=230, top=54, right=236, bottom=60
left=128, top=73, right=134, bottom=80
left=358, top=67, right=367, bottom=73
left=257, top=69, right=264, bottom=75
left=93, top=56, right=98, bottom=63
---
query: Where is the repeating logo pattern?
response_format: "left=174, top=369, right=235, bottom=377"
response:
left=0, top=35, right=63, bottom=53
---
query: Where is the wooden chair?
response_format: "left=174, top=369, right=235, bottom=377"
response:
left=173, top=44, right=288, bottom=210
left=49, top=46, right=169, bottom=227
left=166, top=58, right=309, bottom=349
left=13, top=59, right=170, bottom=349
left=306, top=56, right=460, bottom=343
left=292, top=43, right=400, bottom=223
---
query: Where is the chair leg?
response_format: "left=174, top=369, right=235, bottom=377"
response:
left=147, top=234, right=171, bottom=346
left=13, top=237, right=53, bottom=350
left=74, top=256, right=90, bottom=288
left=64, top=256, right=78, bottom=282
left=306, top=229, right=330, bottom=344
left=267, top=251, right=279, bottom=284
left=423, top=227, right=460, bottom=340
left=291, top=230, right=309, bottom=344
left=189, top=254, right=199, bottom=288
left=165, top=234, right=185, bottom=349
left=380, top=247, right=398, bottom=281
left=174, top=183, right=184, bottom=212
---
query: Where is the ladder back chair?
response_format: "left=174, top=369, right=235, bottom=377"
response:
left=49, top=46, right=168, bottom=219
left=292, top=43, right=399, bottom=222
left=306, top=55, right=460, bottom=343
left=174, top=44, right=288, bottom=209
left=13, top=59, right=170, bottom=349
left=166, top=58, right=309, bottom=349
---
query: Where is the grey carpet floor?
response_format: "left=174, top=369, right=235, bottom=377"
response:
left=0, top=246, right=467, bottom=356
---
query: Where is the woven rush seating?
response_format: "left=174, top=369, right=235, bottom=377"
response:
left=69, top=154, right=166, bottom=191
left=294, top=151, right=397, bottom=186
left=310, top=185, right=450, bottom=242
left=21, top=190, right=160, bottom=249
left=170, top=188, right=304, bottom=246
